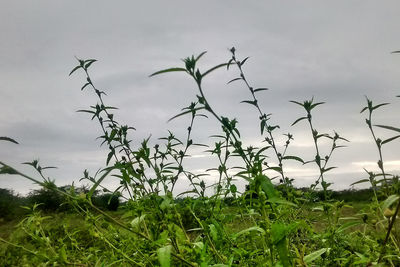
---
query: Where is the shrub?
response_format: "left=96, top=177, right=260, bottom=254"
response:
left=26, top=188, right=68, bottom=212
left=0, top=188, right=25, bottom=221
left=92, top=193, right=120, bottom=211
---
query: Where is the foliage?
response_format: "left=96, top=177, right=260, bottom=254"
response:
left=0, top=48, right=400, bottom=266
left=92, top=193, right=120, bottom=211
left=0, top=189, right=25, bottom=221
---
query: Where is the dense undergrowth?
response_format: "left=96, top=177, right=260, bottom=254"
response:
left=1, top=48, right=400, bottom=266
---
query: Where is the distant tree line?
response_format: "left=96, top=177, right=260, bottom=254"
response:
left=0, top=186, right=120, bottom=221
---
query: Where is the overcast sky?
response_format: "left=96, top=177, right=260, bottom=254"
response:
left=1, top=1, right=400, bottom=195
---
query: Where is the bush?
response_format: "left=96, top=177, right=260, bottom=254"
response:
left=26, top=188, right=68, bottom=212
left=92, top=193, right=120, bottom=211
left=0, top=188, right=25, bottom=221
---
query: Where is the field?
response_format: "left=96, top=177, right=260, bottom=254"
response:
left=1, top=50, right=400, bottom=266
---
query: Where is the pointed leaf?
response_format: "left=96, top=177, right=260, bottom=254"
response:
left=267, top=166, right=282, bottom=173
left=233, top=226, right=265, bottom=240
left=69, top=65, right=81, bottom=76
left=240, top=100, right=257, bottom=106
left=0, top=166, right=18, bottom=175
left=304, top=248, right=328, bottom=264
left=310, top=102, right=325, bottom=110
left=131, top=214, right=146, bottom=229
left=88, top=167, right=114, bottom=199
left=282, top=156, right=304, bottom=164
left=337, top=221, right=362, bottom=233
left=381, top=135, right=400, bottom=145
left=291, top=116, right=308, bottom=126
left=0, top=137, right=19, bottom=144
left=227, top=77, right=242, bottom=84
left=149, top=68, right=187, bottom=77
left=267, top=197, right=297, bottom=207
left=350, top=179, right=370, bottom=186
left=376, top=125, right=400, bottom=133
left=290, top=100, right=304, bottom=106
left=382, top=194, right=399, bottom=211
left=360, top=106, right=368, bottom=113
left=373, top=103, right=389, bottom=111
left=195, top=51, right=207, bottom=62
left=322, top=166, right=337, bottom=173
left=257, top=174, right=278, bottom=199
left=157, top=245, right=172, bottom=267
left=253, top=88, right=269, bottom=93
left=84, top=59, right=97, bottom=69
left=203, top=63, right=228, bottom=77
left=240, top=56, right=250, bottom=66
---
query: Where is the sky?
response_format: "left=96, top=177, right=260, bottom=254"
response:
left=1, top=1, right=400, bottom=195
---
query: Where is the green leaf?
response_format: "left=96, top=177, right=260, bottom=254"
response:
left=76, top=109, right=95, bottom=115
left=149, top=67, right=187, bottom=77
left=203, top=63, right=228, bottom=77
left=157, top=245, right=172, bottom=267
left=382, top=194, right=399, bottom=211
left=271, top=222, right=286, bottom=244
left=233, top=226, right=265, bottom=240
left=312, top=206, right=324, bottom=211
left=106, top=151, right=114, bottom=165
left=84, top=59, right=97, bottom=69
left=291, top=116, right=308, bottom=126
left=290, top=100, right=303, bottom=106
left=88, top=167, right=114, bottom=199
left=131, top=214, right=146, bottom=229
left=322, top=166, right=337, bottom=173
left=267, top=166, right=282, bottom=173
left=310, top=102, right=325, bottom=110
left=176, top=190, right=197, bottom=198
left=337, top=221, right=362, bottom=233
left=267, top=197, right=297, bottom=207
left=195, top=51, right=207, bottom=62
left=253, top=88, right=269, bottom=93
left=240, top=56, right=250, bottom=66
left=0, top=137, right=19, bottom=144
left=59, top=245, right=68, bottom=263
left=227, top=58, right=234, bottom=70
left=69, top=65, right=81, bottom=76
left=271, top=222, right=291, bottom=266
left=209, top=224, right=218, bottom=242
left=381, top=135, right=400, bottom=145
left=282, top=156, right=304, bottom=164
left=372, top=103, right=389, bottom=111
left=257, top=174, right=278, bottom=199
left=227, top=77, right=242, bottom=84
left=230, top=184, right=237, bottom=193
left=304, top=248, right=328, bottom=264
left=376, top=125, right=400, bottom=133
left=260, top=119, right=266, bottom=135
left=0, top=166, right=18, bottom=175
left=81, top=82, right=90, bottom=91
left=350, top=179, right=370, bottom=186
left=168, top=107, right=205, bottom=122
left=360, top=106, right=368, bottom=113
left=240, top=100, right=257, bottom=106
left=109, top=129, right=118, bottom=140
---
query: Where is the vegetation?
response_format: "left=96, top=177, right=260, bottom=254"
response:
left=1, top=48, right=400, bottom=266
